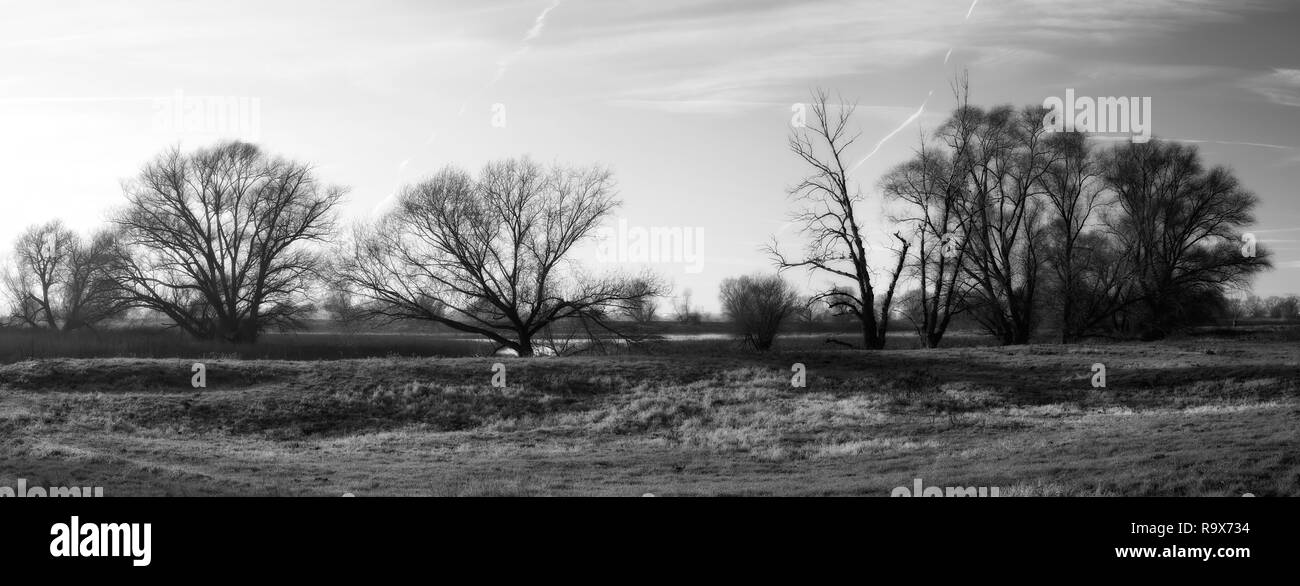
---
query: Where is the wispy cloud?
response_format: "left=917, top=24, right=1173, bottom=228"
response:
left=544, top=0, right=1280, bottom=115
left=1077, top=63, right=1232, bottom=83
left=608, top=98, right=789, bottom=114
left=2, top=34, right=90, bottom=47
left=1243, top=68, right=1300, bottom=107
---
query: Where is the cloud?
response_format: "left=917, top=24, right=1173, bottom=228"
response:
left=608, top=98, right=789, bottom=114
left=2, top=34, right=90, bottom=47
left=535, top=0, right=1276, bottom=110
left=1243, top=68, right=1300, bottom=107
left=1076, top=63, right=1233, bottom=83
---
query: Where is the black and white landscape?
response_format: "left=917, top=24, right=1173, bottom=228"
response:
left=0, top=0, right=1297, bottom=497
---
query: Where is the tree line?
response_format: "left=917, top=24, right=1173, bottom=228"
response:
left=0, top=84, right=1278, bottom=354
left=1, top=143, right=662, bottom=356
left=760, top=82, right=1271, bottom=349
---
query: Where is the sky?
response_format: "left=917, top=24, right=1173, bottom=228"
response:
left=1, top=0, right=1298, bottom=314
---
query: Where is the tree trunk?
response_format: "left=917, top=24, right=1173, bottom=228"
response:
left=1060, top=299, right=1073, bottom=344
left=516, top=336, right=535, bottom=357
left=860, top=313, right=884, bottom=349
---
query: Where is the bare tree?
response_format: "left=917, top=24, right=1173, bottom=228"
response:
left=334, top=158, right=665, bottom=357
left=3, top=221, right=69, bottom=329
left=1038, top=132, right=1135, bottom=341
left=1268, top=295, right=1300, bottom=320
left=111, top=141, right=345, bottom=343
left=954, top=101, right=1058, bottom=345
left=791, top=294, right=831, bottom=324
left=623, top=294, right=660, bottom=324
left=719, top=273, right=800, bottom=350
left=884, top=77, right=1058, bottom=348
left=768, top=89, right=909, bottom=349
left=2, top=220, right=126, bottom=331
left=320, top=288, right=360, bottom=322
left=880, top=88, right=985, bottom=348
left=672, top=288, right=702, bottom=325
left=1101, top=139, right=1270, bottom=337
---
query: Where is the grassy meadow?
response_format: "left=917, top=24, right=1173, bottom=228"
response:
left=1, top=324, right=1296, bottom=496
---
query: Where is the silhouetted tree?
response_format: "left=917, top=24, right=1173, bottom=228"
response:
left=673, top=288, right=702, bottom=325
left=719, top=273, right=799, bottom=350
left=112, top=141, right=345, bottom=343
left=768, top=89, right=909, bottom=349
left=881, top=83, right=981, bottom=348
left=334, top=157, right=665, bottom=356
left=2, top=220, right=126, bottom=331
left=1101, top=139, right=1270, bottom=338
left=623, top=294, right=660, bottom=324
left=953, top=102, right=1056, bottom=345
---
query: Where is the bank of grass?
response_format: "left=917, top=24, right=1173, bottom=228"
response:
left=0, top=327, right=500, bottom=363
left=0, top=318, right=942, bottom=363
left=0, top=329, right=1296, bottom=496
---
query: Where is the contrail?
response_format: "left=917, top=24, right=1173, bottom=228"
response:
left=525, top=0, right=562, bottom=42
left=379, top=1, right=563, bottom=217
left=1169, top=138, right=1295, bottom=150
left=496, top=0, right=562, bottom=82
left=850, top=91, right=932, bottom=173
left=887, top=0, right=974, bottom=181
left=942, top=0, right=979, bottom=67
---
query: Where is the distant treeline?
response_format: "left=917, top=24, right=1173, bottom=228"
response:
left=0, top=81, right=1287, bottom=354
left=764, top=81, right=1275, bottom=349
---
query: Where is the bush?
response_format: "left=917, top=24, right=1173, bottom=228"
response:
left=718, top=274, right=799, bottom=350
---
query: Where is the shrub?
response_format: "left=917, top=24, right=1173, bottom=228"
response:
left=718, top=274, right=799, bottom=350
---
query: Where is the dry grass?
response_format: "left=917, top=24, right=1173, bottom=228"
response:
left=0, top=328, right=1296, bottom=496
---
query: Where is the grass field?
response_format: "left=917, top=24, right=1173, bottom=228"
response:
left=1, top=328, right=1296, bottom=496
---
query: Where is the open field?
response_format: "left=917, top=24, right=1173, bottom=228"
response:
left=1, top=328, right=1296, bottom=496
